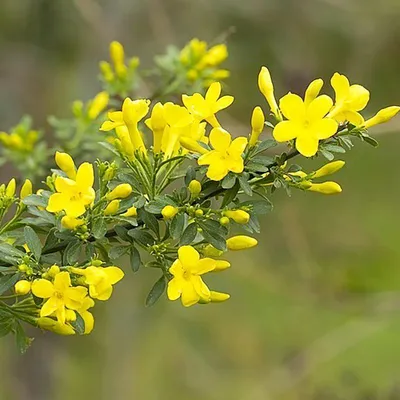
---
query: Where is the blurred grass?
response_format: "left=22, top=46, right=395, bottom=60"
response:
left=1, top=0, right=400, bottom=399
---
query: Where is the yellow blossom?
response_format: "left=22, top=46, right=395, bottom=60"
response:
left=145, top=102, right=167, bottom=153
left=47, top=161, right=95, bottom=217
left=106, top=183, right=132, bottom=200
left=249, top=106, right=265, bottom=146
left=32, top=271, right=88, bottom=324
left=110, top=41, right=127, bottom=78
left=121, top=206, right=137, bottom=217
left=362, top=106, right=400, bottom=129
left=104, top=200, right=120, bottom=215
left=71, top=266, right=124, bottom=301
left=61, top=215, right=84, bottom=230
left=199, top=44, right=228, bottom=67
left=162, top=205, right=179, bottom=220
left=167, top=246, right=217, bottom=307
left=179, top=137, right=208, bottom=155
left=37, top=317, right=75, bottom=335
left=273, top=92, right=338, bottom=157
left=180, top=38, right=208, bottom=65
left=14, top=280, right=31, bottom=295
left=313, top=161, right=345, bottom=178
left=307, top=181, right=342, bottom=194
left=20, top=179, right=32, bottom=199
left=87, top=92, right=109, bottom=120
left=258, top=66, right=280, bottom=119
left=329, top=73, right=370, bottom=125
left=77, top=296, right=95, bottom=334
left=304, top=79, right=324, bottom=105
left=198, top=128, right=248, bottom=181
left=223, top=210, right=250, bottom=224
left=226, top=235, right=258, bottom=251
left=55, top=151, right=77, bottom=179
left=115, top=126, right=135, bottom=159
left=48, top=265, right=60, bottom=278
left=182, top=82, right=233, bottom=127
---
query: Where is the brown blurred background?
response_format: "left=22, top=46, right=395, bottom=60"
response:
left=1, top=0, right=400, bottom=399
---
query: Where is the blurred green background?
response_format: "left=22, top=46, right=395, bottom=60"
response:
left=1, top=0, right=400, bottom=399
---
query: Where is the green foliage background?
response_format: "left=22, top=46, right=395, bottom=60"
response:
left=1, top=0, right=400, bottom=399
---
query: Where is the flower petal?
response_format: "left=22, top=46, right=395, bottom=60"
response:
left=229, top=137, right=248, bottom=157
left=178, top=246, right=200, bottom=270
left=108, top=111, right=123, bottom=122
left=273, top=121, right=300, bottom=142
left=192, top=258, right=216, bottom=275
left=32, top=279, right=54, bottom=299
left=169, top=260, right=184, bottom=278
left=53, top=271, right=71, bottom=292
left=65, top=286, right=87, bottom=302
left=348, top=84, right=370, bottom=111
left=181, top=281, right=200, bottom=307
left=40, top=297, right=59, bottom=317
left=206, top=159, right=229, bottom=181
left=295, top=135, right=319, bottom=157
left=226, top=156, right=244, bottom=174
left=279, top=93, right=306, bottom=121
left=192, top=276, right=211, bottom=299
left=80, top=311, right=95, bottom=334
left=310, top=119, right=338, bottom=140
left=331, top=72, right=350, bottom=103
left=215, top=95, right=234, bottom=111
left=198, top=150, right=222, bottom=166
left=307, top=95, right=333, bottom=121
left=46, top=193, right=68, bottom=213
left=205, top=82, right=221, bottom=103
left=167, top=277, right=183, bottom=300
left=209, top=128, right=231, bottom=152
left=55, top=177, right=76, bottom=193
left=76, top=162, right=94, bottom=188
left=64, top=199, right=86, bottom=218
left=104, top=266, right=124, bottom=285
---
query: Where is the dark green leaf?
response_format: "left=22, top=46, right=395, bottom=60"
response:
left=134, top=196, right=147, bottom=209
left=130, top=246, right=141, bottom=272
left=114, top=225, right=131, bottom=242
left=324, top=144, right=346, bottom=153
left=0, top=243, right=25, bottom=258
left=138, top=209, right=159, bottom=237
left=170, top=213, right=185, bottom=240
left=362, top=134, right=379, bottom=148
left=128, top=229, right=155, bottom=247
left=184, top=165, right=196, bottom=186
left=65, top=240, right=81, bottom=265
left=198, top=222, right=227, bottom=251
left=71, top=313, right=85, bottom=335
left=180, top=223, right=197, bottom=246
left=239, top=175, right=253, bottom=196
left=145, top=196, right=175, bottom=214
left=24, top=226, right=42, bottom=261
left=221, top=181, right=240, bottom=208
left=0, top=318, right=13, bottom=338
left=85, top=243, right=95, bottom=259
left=254, top=139, right=277, bottom=154
left=22, top=194, right=48, bottom=208
left=109, top=246, right=128, bottom=260
left=240, top=200, right=273, bottom=215
left=222, top=174, right=237, bottom=189
left=92, top=218, right=107, bottom=239
left=15, top=322, right=33, bottom=354
left=145, top=276, right=166, bottom=307
left=319, top=148, right=334, bottom=161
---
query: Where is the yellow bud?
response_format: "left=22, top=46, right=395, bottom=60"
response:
left=20, top=179, right=33, bottom=199
left=226, top=235, right=258, bottom=251
left=249, top=106, right=265, bottom=146
left=106, top=183, right=133, bottom=200
left=88, top=91, right=109, bottom=120
left=313, top=161, right=345, bottom=179
left=179, top=137, right=208, bottom=154
left=6, top=178, right=16, bottom=197
left=14, top=280, right=31, bottom=295
left=188, top=180, right=202, bottom=197
left=55, top=152, right=76, bottom=179
left=186, top=69, right=199, bottom=81
left=195, top=209, right=204, bottom=217
left=48, top=265, right=60, bottom=277
left=65, top=310, right=77, bottom=322
left=202, top=244, right=224, bottom=257
left=99, top=61, right=114, bottom=82
left=37, top=317, right=75, bottom=335
left=121, top=206, right=138, bottom=217
left=214, top=260, right=231, bottom=272
left=18, top=264, right=28, bottom=272
left=209, top=291, right=230, bottom=303
left=224, top=210, right=250, bottom=225
left=162, top=205, right=179, bottom=220
left=104, top=200, right=120, bottom=215
left=307, top=181, right=342, bottom=195
left=211, top=69, right=230, bottom=80
left=128, top=56, right=140, bottom=69
left=219, top=216, right=230, bottom=226
left=304, top=78, right=324, bottom=105
left=203, top=44, right=228, bottom=66
left=258, top=66, right=279, bottom=118
left=110, top=41, right=127, bottom=78
left=363, top=106, right=400, bottom=129
left=61, top=215, right=84, bottom=230
left=115, top=126, right=135, bottom=159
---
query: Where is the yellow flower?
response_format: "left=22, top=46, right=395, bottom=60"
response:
left=304, top=78, right=324, bottom=105
left=167, top=246, right=216, bottom=307
left=47, top=162, right=95, bottom=217
left=145, top=102, right=167, bottom=153
left=226, top=235, right=258, bottom=251
left=55, top=151, right=77, bottom=179
left=37, top=317, right=75, bottom=335
left=20, top=179, right=32, bottom=199
left=198, top=128, right=248, bottom=181
left=106, top=183, right=132, bottom=200
left=100, top=98, right=150, bottom=154
left=31, top=271, right=88, bottom=324
left=307, top=181, right=342, bottom=194
left=223, top=210, right=250, bottom=224
left=61, top=215, right=84, bottom=230
left=114, top=126, right=135, bottom=159
left=329, top=73, right=370, bottom=125
left=182, top=82, right=233, bottom=127
left=71, top=266, right=124, bottom=301
left=273, top=93, right=338, bottom=157
left=179, top=137, right=208, bottom=155
left=77, top=296, right=95, bottom=334
left=162, top=205, right=179, bottom=220
left=87, top=91, right=109, bottom=120
left=312, top=160, right=345, bottom=178
left=249, top=106, right=265, bottom=147
left=362, top=106, right=400, bottom=129
left=121, top=206, right=137, bottom=217
left=180, top=38, right=207, bottom=66
left=200, top=44, right=228, bottom=67
left=104, top=199, right=120, bottom=215
left=258, top=66, right=280, bottom=119
left=14, top=280, right=31, bottom=295
left=110, top=41, right=127, bottom=78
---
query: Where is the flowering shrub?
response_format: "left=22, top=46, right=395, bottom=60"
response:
left=0, top=38, right=398, bottom=352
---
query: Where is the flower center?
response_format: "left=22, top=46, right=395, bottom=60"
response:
left=55, top=291, right=64, bottom=300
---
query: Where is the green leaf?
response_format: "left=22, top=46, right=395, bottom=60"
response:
left=145, top=196, right=175, bottom=214
left=170, top=213, right=185, bottom=240
left=85, top=243, right=95, bottom=260
left=114, top=225, right=131, bottom=242
left=0, top=243, right=25, bottom=259
left=221, top=181, right=240, bottom=208
left=145, top=276, right=166, bottom=307
left=222, top=174, right=237, bottom=189
left=24, top=226, right=42, bottom=261
left=128, top=229, right=155, bottom=247
left=65, top=240, right=81, bottom=265
left=319, top=148, right=334, bottom=161
left=240, top=200, right=273, bottom=215
left=134, top=196, right=147, bottom=209
left=71, top=313, right=85, bottom=335
left=92, top=218, right=107, bottom=239
left=43, top=229, right=59, bottom=252
left=0, top=318, right=13, bottom=338
left=361, top=134, right=379, bottom=148
left=324, top=144, right=346, bottom=153
left=238, top=175, right=253, bottom=196
left=180, top=223, right=197, bottom=246
left=130, top=246, right=141, bottom=272
left=184, top=165, right=196, bottom=186
left=99, top=141, right=120, bottom=157
left=109, top=246, right=128, bottom=260
left=198, top=222, right=227, bottom=251
left=15, top=322, right=33, bottom=354
left=254, top=139, right=277, bottom=154
left=22, top=194, right=48, bottom=208
left=138, top=208, right=159, bottom=237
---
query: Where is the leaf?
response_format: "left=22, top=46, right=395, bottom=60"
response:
left=324, top=144, right=346, bottom=153
left=92, top=218, right=107, bottom=239
left=180, top=223, right=197, bottom=246
left=22, top=194, right=48, bottom=208
left=134, top=196, right=147, bottom=209
left=145, top=196, right=175, bottom=214
left=240, top=200, right=273, bottom=215
left=361, top=134, right=379, bottom=148
left=138, top=208, right=160, bottom=237
left=145, top=276, right=166, bottom=307
left=43, top=229, right=58, bottom=252
left=170, top=213, right=185, bottom=240
left=85, top=243, right=95, bottom=260
left=99, top=141, right=120, bottom=157
left=254, top=139, right=277, bottom=154
left=222, top=174, right=237, bottom=189
left=198, top=222, right=227, bottom=251
left=128, top=229, right=155, bottom=247
left=238, top=175, right=253, bottom=196
left=130, top=246, right=141, bottom=272
left=184, top=165, right=196, bottom=186
left=114, top=225, right=131, bottom=242
left=24, top=226, right=42, bottom=261
left=15, top=322, right=33, bottom=354
left=109, top=246, right=128, bottom=260
left=319, top=148, right=334, bottom=161
left=71, top=313, right=85, bottom=335
left=0, top=243, right=25, bottom=259
left=221, top=181, right=240, bottom=208
left=65, top=240, right=81, bottom=265
left=0, top=318, right=13, bottom=338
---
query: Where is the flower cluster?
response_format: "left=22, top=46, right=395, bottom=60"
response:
left=0, top=38, right=398, bottom=351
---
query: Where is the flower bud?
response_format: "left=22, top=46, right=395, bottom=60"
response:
left=363, top=106, right=400, bottom=129
left=214, top=260, right=231, bottom=272
left=146, top=103, right=166, bottom=153
left=99, top=61, right=114, bottom=82
left=121, top=206, right=137, bottom=217
left=72, top=100, right=84, bottom=118
left=18, top=264, right=28, bottom=272
left=55, top=152, right=76, bottom=179
left=203, top=44, right=228, bottom=66
left=219, top=216, right=230, bottom=226
left=249, top=106, right=265, bottom=146
left=14, top=280, right=31, bottom=295
left=202, top=244, right=224, bottom=257
left=6, top=178, right=16, bottom=197
left=258, top=66, right=279, bottom=118
left=224, top=210, right=250, bottom=225
left=110, top=41, right=127, bottom=78
left=179, top=137, right=208, bottom=155
left=106, top=183, right=133, bottom=200
left=209, top=291, right=230, bottom=303
left=304, top=78, right=323, bottom=105
left=61, top=215, right=84, bottom=230
left=313, top=161, right=345, bottom=179
left=195, top=209, right=204, bottom=217
left=20, top=179, right=33, bottom=199
left=307, top=181, right=342, bottom=195
left=226, top=235, right=258, bottom=251
left=48, top=265, right=60, bottom=277
left=188, top=180, right=202, bottom=197
left=88, top=91, right=109, bottom=120
left=104, top=200, right=120, bottom=215
left=162, top=205, right=179, bottom=220
left=37, top=317, right=75, bottom=335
